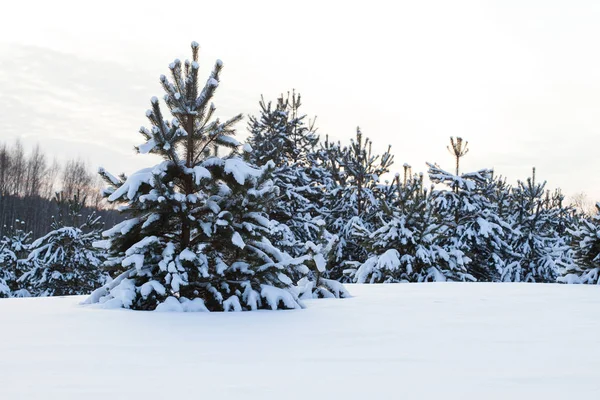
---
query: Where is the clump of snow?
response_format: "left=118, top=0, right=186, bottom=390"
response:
left=108, top=168, right=154, bottom=201
left=207, top=78, right=219, bottom=88
left=180, top=297, right=209, bottom=312
left=95, top=277, right=137, bottom=309
left=231, top=232, right=245, bottom=249
left=355, top=250, right=401, bottom=284
left=140, top=281, right=166, bottom=298
left=223, top=158, right=264, bottom=185
left=260, top=285, right=303, bottom=310
left=155, top=296, right=210, bottom=312
left=296, top=277, right=351, bottom=300
left=103, top=218, right=140, bottom=238
left=179, top=249, right=196, bottom=261
left=313, top=253, right=326, bottom=273
left=98, top=167, right=120, bottom=185
left=155, top=296, right=183, bottom=312
left=192, top=165, right=211, bottom=185
left=223, top=295, right=242, bottom=312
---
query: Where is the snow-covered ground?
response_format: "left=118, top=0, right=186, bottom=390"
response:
left=1, top=283, right=599, bottom=399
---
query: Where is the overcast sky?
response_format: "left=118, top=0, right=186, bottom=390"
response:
left=1, top=0, right=599, bottom=201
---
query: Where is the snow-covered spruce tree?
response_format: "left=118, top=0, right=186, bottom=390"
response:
left=503, top=168, right=573, bottom=282
left=19, top=193, right=106, bottom=296
left=248, top=91, right=318, bottom=167
left=354, top=171, right=471, bottom=283
left=320, top=128, right=394, bottom=281
left=247, top=91, right=329, bottom=257
left=560, top=204, right=600, bottom=284
left=85, top=42, right=307, bottom=311
left=428, top=163, right=513, bottom=282
left=0, top=220, right=32, bottom=297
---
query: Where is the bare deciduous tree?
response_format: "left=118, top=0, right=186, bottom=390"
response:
left=0, top=141, right=121, bottom=238
left=570, top=192, right=598, bottom=217
left=24, top=144, right=47, bottom=198
left=61, top=158, right=93, bottom=205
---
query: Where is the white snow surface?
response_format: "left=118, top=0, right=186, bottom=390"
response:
left=1, top=283, right=599, bottom=399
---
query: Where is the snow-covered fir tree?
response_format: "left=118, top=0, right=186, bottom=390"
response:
left=248, top=91, right=319, bottom=167
left=320, top=128, right=394, bottom=281
left=85, top=42, right=308, bottom=311
left=504, top=168, right=573, bottom=282
left=0, top=220, right=31, bottom=297
left=247, top=91, right=330, bottom=258
left=19, top=193, right=106, bottom=296
left=560, top=204, right=600, bottom=284
left=354, top=171, right=471, bottom=283
left=427, top=163, right=513, bottom=282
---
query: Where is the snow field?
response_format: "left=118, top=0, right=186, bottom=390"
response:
left=0, top=283, right=599, bottom=399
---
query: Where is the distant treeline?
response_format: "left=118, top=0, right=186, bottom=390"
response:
left=0, top=140, right=121, bottom=238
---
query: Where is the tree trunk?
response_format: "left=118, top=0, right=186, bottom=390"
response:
left=181, top=116, right=195, bottom=249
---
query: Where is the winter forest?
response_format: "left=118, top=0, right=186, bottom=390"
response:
left=1, top=41, right=599, bottom=308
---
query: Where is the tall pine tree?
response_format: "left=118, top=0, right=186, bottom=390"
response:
left=427, top=163, right=512, bottom=282
left=321, top=128, right=394, bottom=281
left=85, top=43, right=307, bottom=311
left=247, top=91, right=328, bottom=258
left=504, top=168, right=573, bottom=282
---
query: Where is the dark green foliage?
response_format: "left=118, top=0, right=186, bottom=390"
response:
left=505, top=169, right=574, bottom=282
left=247, top=91, right=328, bottom=258
left=319, top=128, right=394, bottom=280
left=86, top=43, right=306, bottom=311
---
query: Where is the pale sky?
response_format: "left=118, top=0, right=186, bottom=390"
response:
left=1, top=0, right=599, bottom=201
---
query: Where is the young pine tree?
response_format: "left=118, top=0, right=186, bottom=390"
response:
left=354, top=173, right=448, bottom=283
left=0, top=220, right=32, bottom=297
left=321, top=128, right=394, bottom=281
left=355, top=166, right=478, bottom=283
left=19, top=193, right=106, bottom=296
left=427, top=163, right=513, bottom=282
left=504, top=169, right=573, bottom=282
left=85, top=42, right=307, bottom=311
left=247, top=92, right=328, bottom=257
left=560, top=204, right=600, bottom=284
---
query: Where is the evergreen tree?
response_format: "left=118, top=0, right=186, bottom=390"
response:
left=296, top=225, right=350, bottom=298
left=85, top=42, right=307, bottom=311
left=19, top=193, right=106, bottom=296
left=247, top=91, right=329, bottom=258
left=248, top=91, right=319, bottom=167
left=355, top=171, right=471, bottom=283
left=561, top=204, right=600, bottom=284
left=504, top=168, right=573, bottom=282
left=0, top=220, right=31, bottom=297
left=321, top=128, right=394, bottom=280
left=427, top=163, right=512, bottom=282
